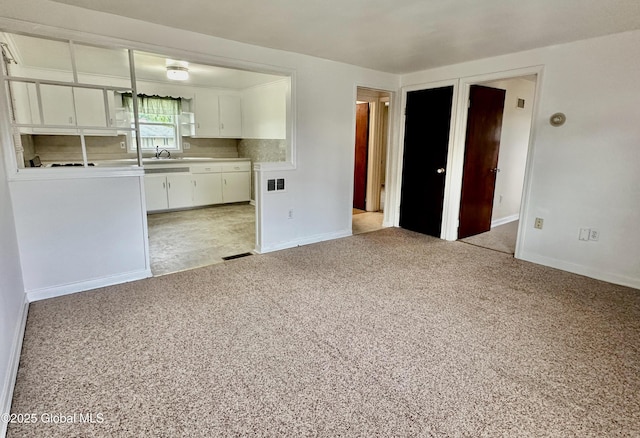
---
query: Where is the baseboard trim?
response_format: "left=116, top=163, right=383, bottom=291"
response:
left=259, top=229, right=352, bottom=253
left=0, top=296, right=28, bottom=438
left=491, top=214, right=519, bottom=228
left=26, top=269, right=152, bottom=302
left=519, top=251, right=640, bottom=290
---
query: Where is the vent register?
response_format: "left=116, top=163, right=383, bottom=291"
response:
left=267, top=178, right=285, bottom=192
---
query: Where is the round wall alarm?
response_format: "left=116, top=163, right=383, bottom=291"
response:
left=549, top=112, right=566, bottom=127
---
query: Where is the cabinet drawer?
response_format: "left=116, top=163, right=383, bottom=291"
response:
left=221, top=162, right=251, bottom=172
left=191, top=164, right=222, bottom=174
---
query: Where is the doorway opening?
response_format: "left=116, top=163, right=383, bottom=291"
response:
left=130, top=51, right=291, bottom=276
left=353, top=87, right=391, bottom=235
left=458, top=75, right=537, bottom=254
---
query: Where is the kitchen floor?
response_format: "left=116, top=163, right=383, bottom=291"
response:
left=147, top=203, right=255, bottom=276
left=352, top=209, right=384, bottom=235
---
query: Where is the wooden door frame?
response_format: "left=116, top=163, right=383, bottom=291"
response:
left=446, top=66, right=544, bottom=258
left=392, top=79, right=460, bottom=238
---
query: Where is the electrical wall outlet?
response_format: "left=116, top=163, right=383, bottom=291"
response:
left=534, top=217, right=544, bottom=229
left=579, top=228, right=590, bottom=241
left=288, top=208, right=294, bottom=219
left=183, top=142, right=191, bottom=150
left=579, top=228, right=600, bottom=242
left=120, top=141, right=126, bottom=149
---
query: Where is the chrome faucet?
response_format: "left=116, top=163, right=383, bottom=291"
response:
left=155, top=146, right=171, bottom=159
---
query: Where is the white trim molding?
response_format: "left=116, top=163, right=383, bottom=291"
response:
left=258, top=229, right=352, bottom=254
left=26, top=269, right=151, bottom=302
left=491, top=214, right=519, bottom=228
left=520, top=251, right=640, bottom=291
left=0, top=296, right=29, bottom=438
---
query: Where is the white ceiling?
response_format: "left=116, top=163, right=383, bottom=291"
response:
left=50, top=0, right=640, bottom=74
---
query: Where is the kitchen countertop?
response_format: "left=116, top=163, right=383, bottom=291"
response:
left=93, top=157, right=250, bottom=167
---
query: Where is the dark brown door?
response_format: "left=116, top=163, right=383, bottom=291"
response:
left=458, top=85, right=506, bottom=239
left=353, top=102, right=369, bottom=210
left=399, top=86, right=454, bottom=237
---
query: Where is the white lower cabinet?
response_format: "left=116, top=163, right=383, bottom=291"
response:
left=193, top=173, right=223, bottom=206
left=144, top=174, right=170, bottom=211
left=144, top=161, right=250, bottom=213
left=144, top=173, right=193, bottom=211
left=166, top=174, right=194, bottom=209
left=222, top=172, right=250, bottom=203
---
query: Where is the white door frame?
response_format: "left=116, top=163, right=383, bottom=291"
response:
left=448, top=66, right=544, bottom=259
left=391, top=79, right=460, bottom=238
left=392, top=65, right=544, bottom=257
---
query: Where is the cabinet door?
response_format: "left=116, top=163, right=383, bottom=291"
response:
left=222, top=172, right=250, bottom=203
left=194, top=90, right=220, bottom=137
left=9, top=81, right=37, bottom=128
left=193, top=173, right=223, bottom=206
left=167, top=174, right=194, bottom=209
left=144, top=175, right=169, bottom=212
left=40, top=84, right=75, bottom=126
left=75, top=87, right=108, bottom=128
left=32, top=85, right=115, bottom=135
left=218, top=95, right=242, bottom=137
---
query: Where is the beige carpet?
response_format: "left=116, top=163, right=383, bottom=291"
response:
left=460, top=220, right=519, bottom=254
left=8, top=228, right=640, bottom=437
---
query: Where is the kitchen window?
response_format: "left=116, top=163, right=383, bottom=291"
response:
left=121, top=93, right=182, bottom=152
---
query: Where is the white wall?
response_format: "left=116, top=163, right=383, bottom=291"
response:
left=9, top=174, right=150, bottom=301
left=0, top=134, right=27, bottom=436
left=0, top=0, right=399, bottom=282
left=482, top=77, right=536, bottom=225
left=400, top=30, right=640, bottom=289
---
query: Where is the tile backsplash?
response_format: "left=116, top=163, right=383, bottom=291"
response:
left=181, top=138, right=239, bottom=158
left=237, top=139, right=286, bottom=163
left=237, top=139, right=286, bottom=200
left=22, top=135, right=240, bottom=164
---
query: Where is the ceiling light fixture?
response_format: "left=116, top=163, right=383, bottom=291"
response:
left=166, top=65, right=189, bottom=81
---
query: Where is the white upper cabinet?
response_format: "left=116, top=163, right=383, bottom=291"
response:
left=23, top=84, right=116, bottom=134
left=192, top=90, right=241, bottom=138
left=193, top=89, right=220, bottom=138
left=74, top=88, right=109, bottom=128
left=218, top=95, right=242, bottom=137
left=40, top=84, right=75, bottom=126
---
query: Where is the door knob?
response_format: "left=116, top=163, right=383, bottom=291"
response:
left=436, top=168, right=445, bottom=174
